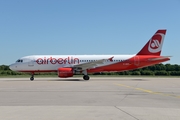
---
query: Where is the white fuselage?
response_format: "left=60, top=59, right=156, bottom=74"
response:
left=10, top=55, right=134, bottom=71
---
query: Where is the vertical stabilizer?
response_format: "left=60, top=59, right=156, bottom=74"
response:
left=137, top=29, right=166, bottom=56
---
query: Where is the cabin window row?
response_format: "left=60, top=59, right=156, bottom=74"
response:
left=79, top=60, right=124, bottom=62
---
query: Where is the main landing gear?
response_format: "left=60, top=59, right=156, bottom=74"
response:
left=82, top=70, right=90, bottom=80
left=83, top=75, right=90, bottom=80
left=30, top=73, right=34, bottom=81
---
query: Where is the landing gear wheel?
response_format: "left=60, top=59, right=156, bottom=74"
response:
left=83, top=75, right=90, bottom=80
left=30, top=77, right=34, bottom=81
left=30, top=74, right=34, bottom=81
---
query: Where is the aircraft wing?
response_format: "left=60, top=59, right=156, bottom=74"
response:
left=73, top=57, right=114, bottom=70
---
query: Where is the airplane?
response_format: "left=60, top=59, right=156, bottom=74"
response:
left=9, top=29, right=170, bottom=81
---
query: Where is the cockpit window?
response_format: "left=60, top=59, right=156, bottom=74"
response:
left=16, top=59, right=23, bottom=63
left=16, top=59, right=20, bottom=62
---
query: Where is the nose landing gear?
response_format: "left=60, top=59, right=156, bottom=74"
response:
left=30, top=73, right=34, bottom=81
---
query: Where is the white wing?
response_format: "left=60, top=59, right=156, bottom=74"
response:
left=73, top=57, right=114, bottom=70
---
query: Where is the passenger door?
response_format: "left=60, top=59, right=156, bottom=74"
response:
left=28, top=59, right=34, bottom=67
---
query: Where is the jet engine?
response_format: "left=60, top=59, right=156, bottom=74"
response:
left=58, top=68, right=73, bottom=78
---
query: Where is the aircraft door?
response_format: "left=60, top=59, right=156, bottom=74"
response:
left=28, top=60, right=34, bottom=67
left=134, top=56, right=139, bottom=66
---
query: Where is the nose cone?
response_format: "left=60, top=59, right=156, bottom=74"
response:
left=9, top=64, right=13, bottom=70
left=9, top=64, right=17, bottom=71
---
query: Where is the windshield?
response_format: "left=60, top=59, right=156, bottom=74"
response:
left=16, top=59, right=23, bottom=63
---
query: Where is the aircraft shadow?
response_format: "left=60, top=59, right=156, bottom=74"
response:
left=50, top=79, right=83, bottom=81
left=130, top=79, right=148, bottom=81
left=1, top=78, right=83, bottom=82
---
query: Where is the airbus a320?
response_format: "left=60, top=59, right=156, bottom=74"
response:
left=9, top=29, right=170, bottom=81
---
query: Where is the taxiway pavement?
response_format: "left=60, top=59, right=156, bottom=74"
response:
left=0, top=77, right=180, bottom=120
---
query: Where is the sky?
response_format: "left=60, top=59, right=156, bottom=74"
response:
left=0, top=0, right=180, bottom=65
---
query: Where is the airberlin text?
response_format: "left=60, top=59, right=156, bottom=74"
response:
left=36, top=56, right=79, bottom=65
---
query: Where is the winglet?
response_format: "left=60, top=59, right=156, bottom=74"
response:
left=108, top=56, right=114, bottom=62
left=137, top=29, right=166, bottom=56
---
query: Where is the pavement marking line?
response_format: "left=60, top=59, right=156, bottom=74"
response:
left=116, top=84, right=180, bottom=99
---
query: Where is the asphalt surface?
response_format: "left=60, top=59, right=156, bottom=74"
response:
left=0, top=77, right=180, bottom=120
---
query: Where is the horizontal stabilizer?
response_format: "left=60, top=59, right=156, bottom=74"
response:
left=148, top=56, right=171, bottom=61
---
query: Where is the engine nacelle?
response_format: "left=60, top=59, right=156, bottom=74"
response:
left=58, top=68, right=73, bottom=78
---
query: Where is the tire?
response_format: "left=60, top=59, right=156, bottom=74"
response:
left=30, top=77, right=34, bottom=81
left=83, top=75, right=90, bottom=80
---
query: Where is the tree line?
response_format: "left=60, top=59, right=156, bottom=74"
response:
left=0, top=64, right=180, bottom=76
left=96, top=64, right=180, bottom=76
left=0, top=65, right=56, bottom=76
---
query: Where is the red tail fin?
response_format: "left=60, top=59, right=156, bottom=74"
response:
left=137, top=29, right=166, bottom=56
